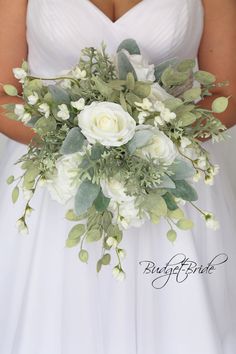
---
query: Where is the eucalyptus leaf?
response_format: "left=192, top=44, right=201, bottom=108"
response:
left=177, top=218, right=194, bottom=230
left=117, top=38, right=141, bottom=55
left=60, top=127, right=85, bottom=155
left=178, top=112, right=196, bottom=127
left=66, top=238, right=80, bottom=248
left=65, top=209, right=88, bottom=221
left=183, top=87, right=201, bottom=102
left=142, top=193, right=168, bottom=216
left=125, top=92, right=141, bottom=106
left=194, top=71, right=216, bottom=85
left=74, top=180, right=100, bottom=216
left=93, top=76, right=113, bottom=98
left=78, top=249, right=89, bottom=263
left=86, top=229, right=102, bottom=242
left=101, top=253, right=111, bottom=265
left=102, top=211, right=112, bottom=231
left=23, top=166, right=40, bottom=189
left=177, top=59, right=196, bottom=72
left=107, top=80, right=126, bottom=90
left=7, top=176, right=15, bottom=185
left=24, top=79, right=43, bottom=96
left=163, top=98, right=183, bottom=111
left=68, top=224, right=85, bottom=240
left=120, top=91, right=127, bottom=111
left=35, top=117, right=57, bottom=134
left=12, top=186, right=19, bottom=203
left=3, top=84, right=18, bottom=96
left=161, top=67, right=189, bottom=87
left=212, top=97, right=229, bottom=113
left=154, top=58, right=178, bottom=82
left=133, top=82, right=151, bottom=98
left=167, top=229, right=177, bottom=243
left=97, top=259, right=102, bottom=272
left=167, top=208, right=185, bottom=220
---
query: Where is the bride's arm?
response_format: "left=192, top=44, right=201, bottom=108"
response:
left=0, top=0, right=35, bottom=144
left=198, top=0, right=236, bottom=129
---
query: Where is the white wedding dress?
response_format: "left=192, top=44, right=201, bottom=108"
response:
left=0, top=1, right=236, bottom=353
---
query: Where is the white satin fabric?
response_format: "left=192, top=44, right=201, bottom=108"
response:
left=0, top=1, right=236, bottom=354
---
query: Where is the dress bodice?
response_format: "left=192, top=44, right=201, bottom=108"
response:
left=26, top=0, right=204, bottom=76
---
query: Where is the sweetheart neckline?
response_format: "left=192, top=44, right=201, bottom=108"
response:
left=86, top=0, right=146, bottom=24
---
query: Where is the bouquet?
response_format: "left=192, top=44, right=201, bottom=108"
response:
left=2, top=39, right=229, bottom=279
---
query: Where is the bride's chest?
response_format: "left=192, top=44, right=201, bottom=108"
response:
left=26, top=0, right=204, bottom=75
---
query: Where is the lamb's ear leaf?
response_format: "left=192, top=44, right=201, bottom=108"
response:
left=60, top=127, right=85, bottom=155
left=48, top=85, right=70, bottom=104
left=94, top=190, right=110, bottom=212
left=171, top=180, right=198, bottom=202
left=117, top=51, right=137, bottom=80
left=127, top=130, right=154, bottom=154
left=168, top=159, right=195, bottom=180
left=117, top=38, right=141, bottom=55
left=74, top=180, right=100, bottom=216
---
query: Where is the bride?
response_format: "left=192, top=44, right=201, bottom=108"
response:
left=0, top=1, right=236, bottom=353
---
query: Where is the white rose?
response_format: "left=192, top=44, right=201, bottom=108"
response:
left=100, top=178, right=134, bottom=203
left=46, top=152, right=83, bottom=204
left=121, top=49, right=155, bottom=82
left=135, top=126, right=177, bottom=165
left=78, top=102, right=136, bottom=147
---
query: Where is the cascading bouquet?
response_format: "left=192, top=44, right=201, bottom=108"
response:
left=2, top=39, right=229, bottom=279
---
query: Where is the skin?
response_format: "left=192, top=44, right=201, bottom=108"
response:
left=0, top=0, right=235, bottom=145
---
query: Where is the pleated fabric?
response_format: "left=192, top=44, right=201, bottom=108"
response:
left=0, top=1, right=236, bottom=353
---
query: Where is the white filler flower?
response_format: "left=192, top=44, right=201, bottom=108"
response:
left=28, top=92, right=39, bottom=105
left=13, top=68, right=27, bottom=83
left=38, top=103, right=50, bottom=118
left=78, top=102, right=136, bottom=147
left=71, top=98, right=85, bottom=111
left=14, top=104, right=31, bottom=124
left=203, top=212, right=220, bottom=231
left=57, top=104, right=70, bottom=120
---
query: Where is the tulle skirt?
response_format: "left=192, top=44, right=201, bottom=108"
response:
left=0, top=134, right=236, bottom=354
